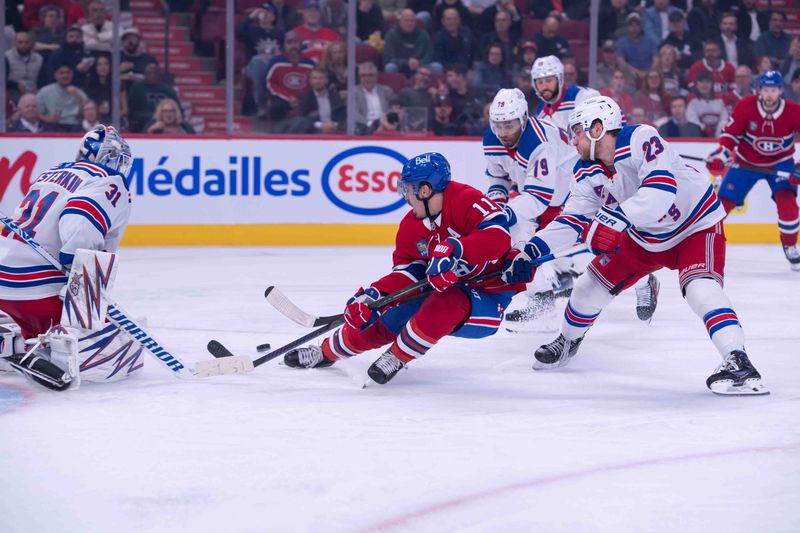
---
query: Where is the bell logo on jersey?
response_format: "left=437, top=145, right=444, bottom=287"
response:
left=321, top=146, right=408, bottom=216
left=754, top=137, right=785, bottom=155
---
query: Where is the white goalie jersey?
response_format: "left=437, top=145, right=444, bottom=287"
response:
left=483, top=116, right=575, bottom=222
left=0, top=161, right=131, bottom=301
left=530, top=124, right=726, bottom=254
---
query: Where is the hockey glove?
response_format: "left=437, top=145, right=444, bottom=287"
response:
left=426, top=237, right=464, bottom=292
left=791, top=164, right=800, bottom=186
left=587, top=206, right=629, bottom=256
left=706, top=146, right=732, bottom=175
left=501, top=203, right=517, bottom=227
left=501, top=248, right=535, bottom=284
left=486, top=185, right=509, bottom=204
left=344, top=286, right=382, bottom=330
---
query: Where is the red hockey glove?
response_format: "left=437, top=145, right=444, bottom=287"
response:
left=344, top=286, right=382, bottom=329
left=706, top=146, right=732, bottom=175
left=426, top=237, right=464, bottom=292
left=587, top=206, right=630, bottom=256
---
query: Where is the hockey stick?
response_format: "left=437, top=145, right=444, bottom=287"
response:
left=680, top=154, right=794, bottom=179
left=0, top=212, right=197, bottom=380
left=197, top=243, right=589, bottom=377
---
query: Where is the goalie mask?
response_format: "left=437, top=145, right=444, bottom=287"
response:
left=77, top=125, right=133, bottom=178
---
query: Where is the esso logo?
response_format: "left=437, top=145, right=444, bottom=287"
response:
left=754, top=138, right=784, bottom=155
left=321, top=147, right=407, bottom=215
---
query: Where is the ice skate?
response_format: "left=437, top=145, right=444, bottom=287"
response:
left=367, top=349, right=405, bottom=384
left=706, top=350, right=769, bottom=395
left=635, top=274, right=660, bottom=322
left=533, top=334, right=583, bottom=370
left=783, top=245, right=800, bottom=271
left=283, top=345, right=334, bottom=369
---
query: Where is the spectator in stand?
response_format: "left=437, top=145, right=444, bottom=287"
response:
left=31, top=6, right=64, bottom=65
left=723, top=64, right=755, bottom=108
left=781, top=37, right=800, bottom=88
left=688, top=0, right=721, bottom=43
left=145, top=98, right=196, bottom=135
left=533, top=15, right=570, bottom=59
left=5, top=32, right=43, bottom=99
left=22, top=0, right=69, bottom=30
left=662, top=10, right=702, bottom=69
left=273, top=0, right=302, bottom=32
left=80, top=99, right=101, bottom=131
left=530, top=0, right=589, bottom=21
left=120, top=28, right=158, bottom=86
left=353, top=61, right=395, bottom=134
left=563, top=61, right=580, bottom=86
left=397, top=65, right=435, bottom=126
left=600, top=69, right=635, bottom=116
left=81, top=1, right=112, bottom=53
left=472, top=43, right=511, bottom=98
left=480, top=9, right=519, bottom=72
left=598, top=0, right=633, bottom=43
left=735, top=0, right=768, bottom=43
left=320, top=40, right=348, bottom=95
left=754, top=11, right=791, bottom=64
left=688, top=40, right=735, bottom=96
left=378, top=0, right=406, bottom=20
left=629, top=105, right=653, bottom=127
left=264, top=31, right=315, bottom=121
left=615, top=12, right=657, bottom=75
left=444, top=63, right=484, bottom=132
left=655, top=44, right=687, bottom=98
left=596, top=39, right=636, bottom=93
left=85, top=53, right=125, bottom=123
left=65, top=0, right=93, bottom=26
left=127, top=62, right=181, bottom=132
left=44, top=25, right=94, bottom=86
left=478, top=0, right=521, bottom=41
left=432, top=0, right=472, bottom=33
left=687, top=70, right=728, bottom=137
left=238, top=5, right=284, bottom=116
left=320, top=0, right=348, bottom=37
left=7, top=93, right=55, bottom=133
left=633, top=69, right=670, bottom=123
left=516, top=69, right=541, bottom=114
left=409, top=0, right=436, bottom=29
left=292, top=0, right=343, bottom=63
left=643, top=0, right=683, bottom=43
left=432, top=7, right=480, bottom=69
left=356, top=0, right=385, bottom=42
left=289, top=67, right=345, bottom=133
left=512, top=40, right=537, bottom=81
left=784, top=69, right=800, bottom=102
left=37, top=62, right=87, bottom=132
left=658, top=95, right=704, bottom=138
left=431, top=94, right=463, bottom=135
left=383, top=9, right=436, bottom=75
left=713, top=11, right=753, bottom=69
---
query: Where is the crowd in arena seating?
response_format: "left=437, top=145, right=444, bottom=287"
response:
left=4, top=0, right=190, bottom=134
left=4, top=0, right=800, bottom=137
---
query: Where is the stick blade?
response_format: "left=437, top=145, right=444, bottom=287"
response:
left=195, top=355, right=255, bottom=377
left=264, top=286, right=317, bottom=327
left=207, top=340, right=234, bottom=358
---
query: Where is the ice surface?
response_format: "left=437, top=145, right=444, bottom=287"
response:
left=1, top=245, right=798, bottom=533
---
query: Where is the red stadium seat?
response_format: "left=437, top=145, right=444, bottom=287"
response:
left=356, top=43, right=383, bottom=69
left=560, top=20, right=589, bottom=41
left=378, top=72, right=409, bottom=93
left=570, top=42, right=590, bottom=69
left=521, top=16, right=542, bottom=39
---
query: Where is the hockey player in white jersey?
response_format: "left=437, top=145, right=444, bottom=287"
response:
left=503, top=96, right=767, bottom=395
left=0, top=126, right=141, bottom=390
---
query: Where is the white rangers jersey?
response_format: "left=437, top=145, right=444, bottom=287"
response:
left=536, top=85, right=599, bottom=132
left=530, top=124, right=726, bottom=254
left=0, top=161, right=131, bottom=300
left=483, top=116, right=574, bottom=222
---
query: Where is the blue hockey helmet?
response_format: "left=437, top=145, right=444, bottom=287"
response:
left=76, top=125, right=133, bottom=177
left=399, top=152, right=451, bottom=197
left=758, top=70, right=783, bottom=89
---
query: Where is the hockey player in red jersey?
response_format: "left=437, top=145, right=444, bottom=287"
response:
left=707, top=70, right=800, bottom=270
left=282, top=152, right=527, bottom=385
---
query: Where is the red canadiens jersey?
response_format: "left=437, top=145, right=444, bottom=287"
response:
left=370, top=181, right=526, bottom=297
left=720, top=95, right=800, bottom=167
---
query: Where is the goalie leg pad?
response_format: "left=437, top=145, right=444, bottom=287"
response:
left=61, top=249, right=118, bottom=330
left=77, top=324, right=145, bottom=383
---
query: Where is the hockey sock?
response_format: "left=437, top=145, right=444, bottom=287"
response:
left=720, top=196, right=737, bottom=215
left=561, top=274, right=612, bottom=340
left=391, top=289, right=470, bottom=364
left=683, top=278, right=744, bottom=357
left=322, top=322, right=396, bottom=361
left=775, top=189, right=799, bottom=246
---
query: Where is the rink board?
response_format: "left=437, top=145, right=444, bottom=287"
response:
left=0, top=134, right=792, bottom=245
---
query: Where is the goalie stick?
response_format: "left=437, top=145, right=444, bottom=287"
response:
left=197, top=243, right=589, bottom=377
left=0, top=212, right=197, bottom=380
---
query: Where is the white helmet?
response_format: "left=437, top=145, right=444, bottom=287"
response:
left=489, top=88, right=528, bottom=138
left=530, top=55, right=564, bottom=102
left=567, top=96, right=623, bottom=160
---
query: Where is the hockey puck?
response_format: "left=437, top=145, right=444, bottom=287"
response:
left=256, top=343, right=271, bottom=352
